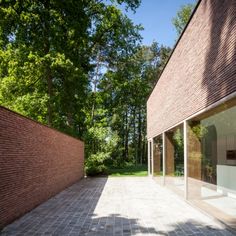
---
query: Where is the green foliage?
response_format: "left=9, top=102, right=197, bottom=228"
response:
left=97, top=42, right=171, bottom=167
left=0, top=1, right=172, bottom=175
left=173, top=128, right=184, bottom=166
left=173, top=128, right=183, bottom=149
left=85, top=126, right=119, bottom=155
left=172, top=4, right=195, bottom=36
left=191, top=124, right=208, bottom=140
left=85, top=125, right=119, bottom=176
left=108, top=164, right=147, bottom=176
left=85, top=152, right=109, bottom=176
left=0, top=0, right=141, bottom=137
left=85, top=41, right=171, bottom=175
left=0, top=0, right=93, bottom=134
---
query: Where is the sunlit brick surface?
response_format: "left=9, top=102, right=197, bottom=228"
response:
left=147, top=0, right=236, bottom=138
left=0, top=106, right=84, bottom=228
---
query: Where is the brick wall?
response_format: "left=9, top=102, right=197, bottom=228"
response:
left=0, top=106, right=84, bottom=228
left=147, top=0, right=236, bottom=138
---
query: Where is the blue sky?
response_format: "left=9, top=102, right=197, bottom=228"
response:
left=121, top=0, right=196, bottom=47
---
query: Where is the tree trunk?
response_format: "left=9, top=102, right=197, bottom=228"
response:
left=122, top=112, right=125, bottom=160
left=91, top=50, right=100, bottom=125
left=47, top=73, right=53, bottom=126
left=132, top=108, right=137, bottom=165
left=125, top=108, right=129, bottom=161
left=44, top=1, right=53, bottom=126
left=137, top=107, right=142, bottom=164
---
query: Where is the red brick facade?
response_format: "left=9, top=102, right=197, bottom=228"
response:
left=0, top=106, right=84, bottom=228
left=147, top=0, right=236, bottom=138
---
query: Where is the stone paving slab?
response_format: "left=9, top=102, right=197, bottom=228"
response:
left=0, top=177, right=235, bottom=236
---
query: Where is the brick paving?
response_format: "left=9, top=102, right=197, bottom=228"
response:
left=1, top=177, right=235, bottom=236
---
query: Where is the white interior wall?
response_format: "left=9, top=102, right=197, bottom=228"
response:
left=201, top=105, right=236, bottom=165
left=201, top=105, right=236, bottom=191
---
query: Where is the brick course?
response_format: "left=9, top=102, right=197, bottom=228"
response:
left=147, top=0, right=236, bottom=138
left=0, top=106, right=84, bottom=228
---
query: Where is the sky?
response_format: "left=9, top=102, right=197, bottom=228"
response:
left=121, top=0, right=196, bottom=47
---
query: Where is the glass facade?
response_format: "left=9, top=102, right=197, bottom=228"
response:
left=188, top=103, right=236, bottom=226
left=149, top=98, right=236, bottom=226
left=153, top=135, right=163, bottom=184
left=149, top=141, right=153, bottom=175
left=165, top=125, right=184, bottom=197
left=153, top=135, right=163, bottom=175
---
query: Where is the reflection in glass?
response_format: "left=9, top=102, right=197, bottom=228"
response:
left=165, top=125, right=184, bottom=196
left=165, top=127, right=184, bottom=176
left=149, top=141, right=152, bottom=175
left=188, top=103, right=236, bottom=225
left=153, top=135, right=163, bottom=176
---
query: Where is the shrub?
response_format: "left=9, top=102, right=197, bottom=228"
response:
left=85, top=152, right=109, bottom=176
left=85, top=126, right=119, bottom=176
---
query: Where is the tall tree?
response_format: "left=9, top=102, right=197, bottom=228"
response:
left=0, top=0, right=172, bottom=173
left=95, top=42, right=171, bottom=166
left=172, top=3, right=195, bottom=36
left=0, top=0, right=141, bottom=137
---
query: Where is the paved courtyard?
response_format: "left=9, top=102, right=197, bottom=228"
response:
left=1, top=177, right=235, bottom=236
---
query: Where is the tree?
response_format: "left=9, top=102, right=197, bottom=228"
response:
left=95, top=42, right=171, bottom=166
left=0, top=0, right=172, bottom=173
left=0, top=0, right=141, bottom=138
left=172, top=4, right=195, bottom=36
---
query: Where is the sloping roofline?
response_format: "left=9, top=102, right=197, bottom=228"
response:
left=147, top=0, right=202, bottom=102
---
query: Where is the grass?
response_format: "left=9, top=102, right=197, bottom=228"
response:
left=108, top=164, right=148, bottom=177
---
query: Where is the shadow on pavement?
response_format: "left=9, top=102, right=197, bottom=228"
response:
left=0, top=177, right=234, bottom=235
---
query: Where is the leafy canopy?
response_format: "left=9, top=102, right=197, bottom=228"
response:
left=172, top=3, right=195, bottom=36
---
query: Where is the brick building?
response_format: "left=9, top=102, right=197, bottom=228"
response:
left=147, top=0, right=236, bottom=228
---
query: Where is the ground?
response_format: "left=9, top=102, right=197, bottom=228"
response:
left=108, top=165, right=147, bottom=177
left=1, top=177, right=234, bottom=236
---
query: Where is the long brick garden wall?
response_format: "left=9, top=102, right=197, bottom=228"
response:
left=0, top=106, right=84, bottom=228
left=147, top=0, right=236, bottom=138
